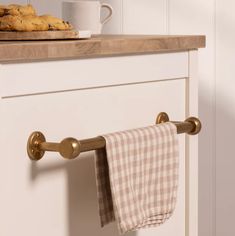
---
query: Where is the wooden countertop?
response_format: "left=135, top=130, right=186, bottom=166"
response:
left=0, top=35, right=205, bottom=63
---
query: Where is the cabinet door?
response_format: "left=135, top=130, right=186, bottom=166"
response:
left=0, top=78, right=192, bottom=236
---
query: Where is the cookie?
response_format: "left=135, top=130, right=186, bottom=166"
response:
left=0, top=4, right=36, bottom=17
left=0, top=9, right=72, bottom=32
left=0, top=5, right=8, bottom=17
left=0, top=15, right=18, bottom=31
left=0, top=15, right=49, bottom=32
left=15, top=16, right=49, bottom=31
left=40, top=15, right=72, bottom=30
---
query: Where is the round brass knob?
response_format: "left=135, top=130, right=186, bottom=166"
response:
left=185, top=117, right=202, bottom=135
left=59, top=138, right=81, bottom=159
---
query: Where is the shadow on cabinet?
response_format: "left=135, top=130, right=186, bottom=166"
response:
left=30, top=153, right=136, bottom=236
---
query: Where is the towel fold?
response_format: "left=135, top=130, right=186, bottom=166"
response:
left=95, top=122, right=179, bottom=234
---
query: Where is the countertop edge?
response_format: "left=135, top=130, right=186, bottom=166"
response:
left=0, top=35, right=206, bottom=63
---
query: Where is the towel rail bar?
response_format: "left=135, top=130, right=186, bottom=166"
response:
left=27, top=112, right=201, bottom=161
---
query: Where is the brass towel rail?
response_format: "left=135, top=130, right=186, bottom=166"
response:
left=27, top=112, right=201, bottom=161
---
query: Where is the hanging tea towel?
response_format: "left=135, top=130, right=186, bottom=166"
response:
left=95, top=122, right=179, bottom=234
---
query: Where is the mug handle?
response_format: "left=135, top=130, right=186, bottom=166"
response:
left=101, top=3, right=113, bottom=25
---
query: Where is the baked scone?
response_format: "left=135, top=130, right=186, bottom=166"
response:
left=0, top=4, right=36, bottom=17
left=40, top=15, right=72, bottom=30
left=0, top=15, right=49, bottom=31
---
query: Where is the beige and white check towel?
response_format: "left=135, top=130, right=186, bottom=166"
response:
left=95, top=122, right=179, bottom=234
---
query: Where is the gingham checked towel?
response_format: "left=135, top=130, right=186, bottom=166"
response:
left=95, top=122, right=179, bottom=234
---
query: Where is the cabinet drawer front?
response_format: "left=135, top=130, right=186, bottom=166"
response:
left=0, top=79, right=186, bottom=236
left=0, top=52, right=188, bottom=97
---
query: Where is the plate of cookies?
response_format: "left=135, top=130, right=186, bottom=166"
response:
left=0, top=4, right=91, bottom=40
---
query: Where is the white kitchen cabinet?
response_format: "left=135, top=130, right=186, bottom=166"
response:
left=0, top=38, right=201, bottom=236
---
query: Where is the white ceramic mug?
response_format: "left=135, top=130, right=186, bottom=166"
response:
left=62, top=0, right=113, bottom=34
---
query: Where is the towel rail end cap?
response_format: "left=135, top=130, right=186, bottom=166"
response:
left=185, top=117, right=202, bottom=135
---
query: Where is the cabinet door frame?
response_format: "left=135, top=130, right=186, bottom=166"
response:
left=186, top=50, right=198, bottom=236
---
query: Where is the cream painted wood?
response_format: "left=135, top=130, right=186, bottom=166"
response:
left=186, top=50, right=199, bottom=236
left=168, top=8, right=215, bottom=236
left=166, top=2, right=215, bottom=236
left=122, top=0, right=167, bottom=34
left=0, top=78, right=186, bottom=236
left=216, top=1, right=235, bottom=235
left=1, top=52, right=188, bottom=97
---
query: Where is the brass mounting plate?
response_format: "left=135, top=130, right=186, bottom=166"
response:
left=27, top=131, right=46, bottom=161
left=156, top=112, right=170, bottom=124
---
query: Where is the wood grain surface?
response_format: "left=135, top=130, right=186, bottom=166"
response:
left=0, top=35, right=206, bottom=63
